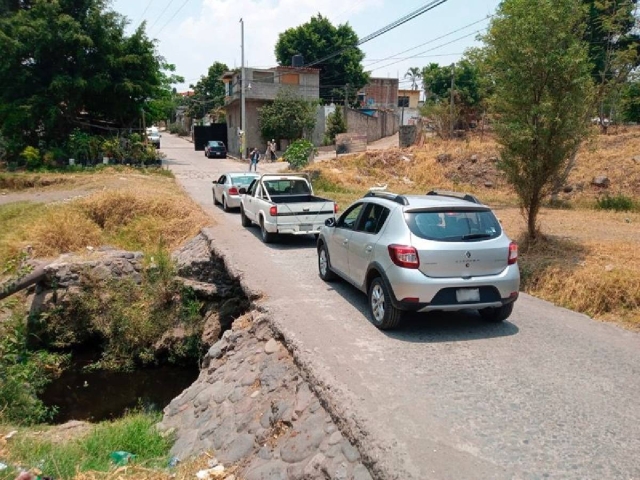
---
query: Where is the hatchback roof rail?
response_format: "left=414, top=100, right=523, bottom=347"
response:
left=426, top=189, right=482, bottom=204
left=365, top=190, right=409, bottom=205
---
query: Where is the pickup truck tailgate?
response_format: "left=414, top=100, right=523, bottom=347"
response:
left=275, top=201, right=335, bottom=233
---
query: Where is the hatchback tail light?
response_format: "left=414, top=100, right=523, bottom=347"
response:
left=388, top=244, right=420, bottom=269
left=269, top=206, right=278, bottom=217
left=228, top=187, right=238, bottom=195
left=508, top=241, right=518, bottom=265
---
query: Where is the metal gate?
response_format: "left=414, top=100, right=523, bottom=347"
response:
left=193, top=124, right=228, bottom=151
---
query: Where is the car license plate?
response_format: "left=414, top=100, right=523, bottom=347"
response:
left=456, top=288, right=480, bottom=303
left=300, top=224, right=312, bottom=232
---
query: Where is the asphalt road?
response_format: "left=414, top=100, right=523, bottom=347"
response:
left=163, top=134, right=640, bottom=480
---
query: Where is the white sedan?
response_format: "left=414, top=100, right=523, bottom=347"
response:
left=212, top=172, right=260, bottom=211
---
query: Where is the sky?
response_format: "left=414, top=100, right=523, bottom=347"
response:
left=111, top=0, right=502, bottom=91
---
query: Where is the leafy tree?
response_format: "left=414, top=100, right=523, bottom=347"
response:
left=0, top=0, right=172, bottom=158
left=186, top=61, right=229, bottom=119
left=275, top=15, right=368, bottom=97
left=483, top=0, right=594, bottom=241
left=258, top=89, right=317, bottom=142
left=620, top=77, right=640, bottom=122
left=325, top=106, right=346, bottom=143
left=404, top=67, right=421, bottom=91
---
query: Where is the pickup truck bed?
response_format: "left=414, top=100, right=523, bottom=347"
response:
left=270, top=195, right=331, bottom=204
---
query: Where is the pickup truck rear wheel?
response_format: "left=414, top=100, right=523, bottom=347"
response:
left=240, top=206, right=252, bottom=227
left=260, top=218, right=276, bottom=243
left=318, top=244, right=337, bottom=281
left=368, top=277, right=402, bottom=330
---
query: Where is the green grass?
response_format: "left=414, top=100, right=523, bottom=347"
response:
left=1, top=412, right=173, bottom=480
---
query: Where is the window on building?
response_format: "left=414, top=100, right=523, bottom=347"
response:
left=253, top=71, right=275, bottom=83
left=281, top=73, right=300, bottom=85
left=398, top=96, right=410, bottom=108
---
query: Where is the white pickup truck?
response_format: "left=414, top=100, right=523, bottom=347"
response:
left=238, top=173, right=337, bottom=243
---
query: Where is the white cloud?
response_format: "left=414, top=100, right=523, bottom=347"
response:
left=156, top=0, right=381, bottom=89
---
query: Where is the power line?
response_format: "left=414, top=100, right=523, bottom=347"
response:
left=135, top=0, right=154, bottom=27
left=154, top=0, right=193, bottom=36
left=369, top=29, right=485, bottom=73
left=363, top=15, right=492, bottom=69
left=147, top=0, right=177, bottom=31
left=304, top=0, right=450, bottom=70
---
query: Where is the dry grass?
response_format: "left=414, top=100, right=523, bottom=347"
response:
left=0, top=173, right=73, bottom=191
left=0, top=172, right=210, bottom=263
left=310, top=129, right=640, bottom=329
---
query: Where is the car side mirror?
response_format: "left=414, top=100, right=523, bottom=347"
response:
left=239, top=188, right=247, bottom=194
left=325, top=217, right=336, bottom=227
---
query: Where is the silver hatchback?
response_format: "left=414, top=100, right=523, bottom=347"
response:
left=317, top=190, right=520, bottom=329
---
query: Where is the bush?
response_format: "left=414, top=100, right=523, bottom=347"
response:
left=20, top=146, right=42, bottom=170
left=283, top=139, right=317, bottom=170
left=326, top=106, right=346, bottom=143
left=0, top=313, right=68, bottom=425
left=595, top=194, right=637, bottom=212
left=168, top=123, right=188, bottom=136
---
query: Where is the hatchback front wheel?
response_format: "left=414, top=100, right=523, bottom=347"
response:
left=367, top=277, right=402, bottom=330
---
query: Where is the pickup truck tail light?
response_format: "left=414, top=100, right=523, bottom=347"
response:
left=269, top=206, right=278, bottom=216
left=388, top=244, right=420, bottom=269
left=228, top=187, right=238, bottom=195
left=334, top=203, right=339, bottom=214
left=508, top=241, right=518, bottom=265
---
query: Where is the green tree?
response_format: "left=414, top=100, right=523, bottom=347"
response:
left=620, top=77, right=640, bottom=122
left=325, top=106, right=346, bottom=143
left=275, top=15, right=369, bottom=97
left=0, top=0, right=170, bottom=157
left=186, top=61, right=229, bottom=119
left=258, top=89, right=317, bottom=143
left=404, top=67, right=421, bottom=91
left=484, top=0, right=594, bottom=241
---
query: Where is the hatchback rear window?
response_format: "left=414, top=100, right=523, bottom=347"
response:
left=406, top=210, right=502, bottom=241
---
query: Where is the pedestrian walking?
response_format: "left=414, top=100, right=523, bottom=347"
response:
left=269, top=139, right=278, bottom=162
left=249, top=147, right=260, bottom=172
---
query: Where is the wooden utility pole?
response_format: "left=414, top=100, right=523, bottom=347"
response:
left=142, top=107, right=147, bottom=144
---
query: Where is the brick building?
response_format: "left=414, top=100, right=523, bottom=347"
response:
left=357, top=77, right=399, bottom=110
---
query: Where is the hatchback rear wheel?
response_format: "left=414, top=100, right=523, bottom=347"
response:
left=479, top=302, right=514, bottom=323
left=367, top=277, right=402, bottom=330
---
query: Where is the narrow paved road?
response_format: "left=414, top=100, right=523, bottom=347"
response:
left=163, top=134, right=640, bottom=480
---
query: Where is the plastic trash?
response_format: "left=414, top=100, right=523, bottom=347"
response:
left=109, top=451, right=136, bottom=466
left=0, top=462, right=8, bottom=471
left=195, top=465, right=224, bottom=480
left=168, top=456, right=180, bottom=467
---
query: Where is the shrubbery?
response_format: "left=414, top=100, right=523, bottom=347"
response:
left=283, top=139, right=317, bottom=170
left=168, top=123, right=189, bottom=136
left=595, top=194, right=637, bottom=212
left=2, top=129, right=163, bottom=171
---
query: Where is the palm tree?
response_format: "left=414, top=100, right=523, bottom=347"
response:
left=404, top=67, right=421, bottom=91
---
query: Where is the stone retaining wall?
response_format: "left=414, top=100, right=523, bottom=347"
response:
left=159, top=312, right=372, bottom=480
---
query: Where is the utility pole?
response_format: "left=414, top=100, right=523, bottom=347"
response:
left=142, top=107, right=147, bottom=144
left=450, top=63, right=455, bottom=138
left=344, top=84, right=349, bottom=129
left=240, top=18, right=246, bottom=159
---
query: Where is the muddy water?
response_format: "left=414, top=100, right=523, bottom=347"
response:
left=41, top=353, right=199, bottom=423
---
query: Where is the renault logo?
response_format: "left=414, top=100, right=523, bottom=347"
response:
left=465, top=251, right=472, bottom=259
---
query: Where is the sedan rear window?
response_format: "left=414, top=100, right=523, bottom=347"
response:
left=230, top=175, right=258, bottom=185
left=406, top=210, right=502, bottom=242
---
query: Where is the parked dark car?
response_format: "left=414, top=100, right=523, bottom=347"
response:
left=204, top=141, right=227, bottom=158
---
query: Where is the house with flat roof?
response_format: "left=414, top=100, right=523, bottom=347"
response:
left=221, top=66, right=320, bottom=156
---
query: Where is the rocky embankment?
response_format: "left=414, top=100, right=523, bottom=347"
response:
left=160, top=234, right=375, bottom=480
